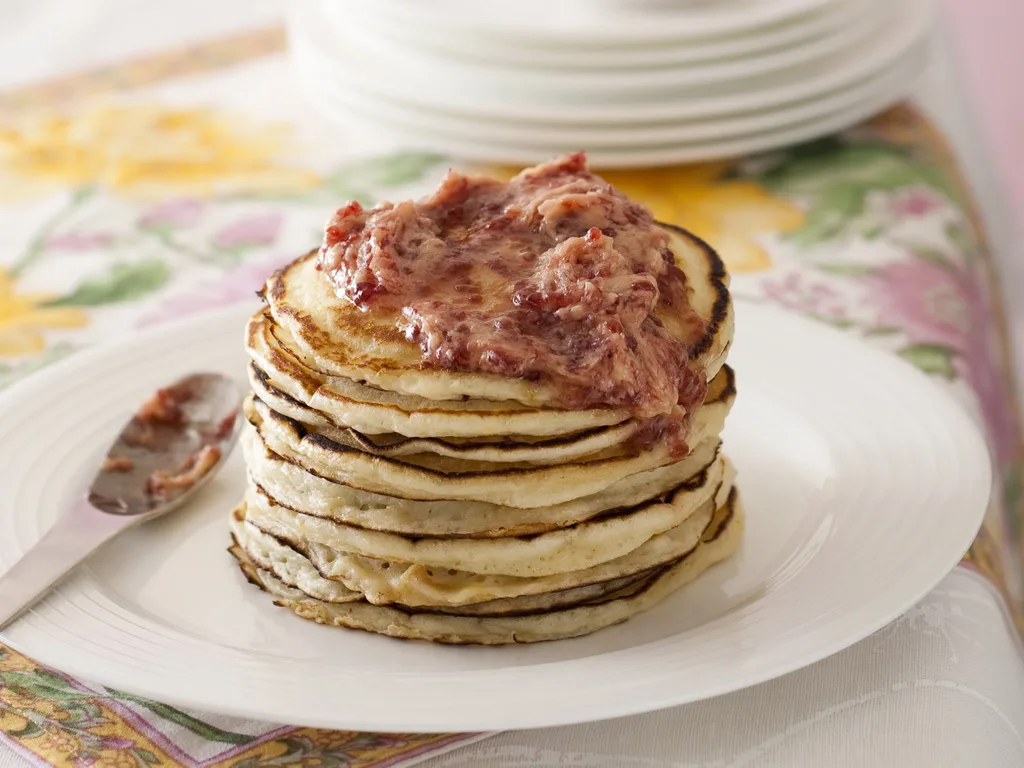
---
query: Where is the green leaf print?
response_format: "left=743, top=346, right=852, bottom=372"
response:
left=909, top=246, right=957, bottom=270
left=30, top=669, right=68, bottom=686
left=898, top=343, right=956, bottom=379
left=0, top=667, right=253, bottom=747
left=945, top=221, right=978, bottom=259
left=815, top=263, right=876, bottom=278
left=322, top=152, right=445, bottom=203
left=863, top=326, right=902, bottom=336
left=46, top=259, right=169, bottom=307
left=342, top=152, right=446, bottom=187
left=5, top=721, right=43, bottom=739
left=807, top=314, right=855, bottom=330
left=2, top=671, right=67, bottom=700
left=112, top=692, right=253, bottom=745
left=789, top=181, right=871, bottom=246
left=760, top=141, right=957, bottom=199
left=756, top=140, right=962, bottom=247
left=9, top=185, right=96, bottom=278
left=1003, top=466, right=1022, bottom=541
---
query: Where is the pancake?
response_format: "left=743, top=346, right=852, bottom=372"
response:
left=426, top=573, right=657, bottom=617
left=263, top=224, right=732, bottom=408
left=231, top=512, right=660, bottom=616
left=231, top=482, right=734, bottom=607
left=248, top=309, right=631, bottom=437
left=243, top=429, right=725, bottom=537
left=242, top=456, right=732, bottom=577
left=230, top=491, right=744, bottom=644
left=248, top=330, right=734, bottom=461
left=251, top=356, right=639, bottom=460
left=243, top=371, right=734, bottom=507
left=228, top=154, right=741, bottom=645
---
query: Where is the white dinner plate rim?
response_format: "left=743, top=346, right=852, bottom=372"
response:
left=296, top=45, right=926, bottom=168
left=288, top=0, right=933, bottom=125
left=337, top=0, right=862, bottom=69
left=330, top=0, right=885, bottom=94
left=357, top=0, right=838, bottom=46
left=0, top=299, right=992, bottom=732
left=296, top=39, right=925, bottom=150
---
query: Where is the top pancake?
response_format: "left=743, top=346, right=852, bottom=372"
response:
left=264, top=224, right=732, bottom=408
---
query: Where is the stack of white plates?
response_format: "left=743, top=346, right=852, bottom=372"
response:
left=288, top=0, right=934, bottom=166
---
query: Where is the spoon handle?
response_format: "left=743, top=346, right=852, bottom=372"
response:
left=0, top=499, right=134, bottom=631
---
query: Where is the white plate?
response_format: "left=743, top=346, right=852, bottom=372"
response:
left=339, top=0, right=862, bottom=70
left=0, top=299, right=990, bottom=732
left=289, top=0, right=932, bottom=122
left=298, top=35, right=925, bottom=149
left=359, top=0, right=836, bottom=47
left=333, top=0, right=882, bottom=91
left=297, top=38, right=927, bottom=167
left=340, top=1, right=884, bottom=95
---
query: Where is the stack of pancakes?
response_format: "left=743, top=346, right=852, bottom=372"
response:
left=230, top=224, right=739, bottom=644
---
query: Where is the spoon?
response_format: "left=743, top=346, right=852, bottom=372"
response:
left=0, top=372, right=242, bottom=630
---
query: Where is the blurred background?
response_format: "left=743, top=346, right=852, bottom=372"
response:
left=1, top=0, right=1019, bottom=382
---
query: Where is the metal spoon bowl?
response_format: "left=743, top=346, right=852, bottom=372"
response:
left=0, top=372, right=241, bottom=630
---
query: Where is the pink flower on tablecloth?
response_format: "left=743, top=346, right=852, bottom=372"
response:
left=99, top=737, right=135, bottom=751
left=43, top=232, right=113, bottom=250
left=136, top=254, right=290, bottom=328
left=888, top=187, right=945, bottom=219
left=212, top=212, right=282, bottom=250
left=865, top=257, right=971, bottom=348
left=760, top=272, right=848, bottom=322
left=864, top=253, right=1016, bottom=464
left=138, top=197, right=204, bottom=230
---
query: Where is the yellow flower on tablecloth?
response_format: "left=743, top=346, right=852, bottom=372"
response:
left=37, top=728, right=81, bottom=756
left=0, top=104, right=319, bottom=201
left=599, top=163, right=805, bottom=273
left=0, top=268, right=88, bottom=356
left=0, top=687, right=37, bottom=713
left=477, top=161, right=804, bottom=274
left=93, top=751, right=139, bottom=768
left=0, top=686, right=58, bottom=719
left=0, top=647, right=37, bottom=673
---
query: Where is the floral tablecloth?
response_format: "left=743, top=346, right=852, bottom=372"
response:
left=0, top=27, right=1021, bottom=768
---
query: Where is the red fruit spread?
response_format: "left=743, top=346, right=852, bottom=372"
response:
left=317, top=153, right=707, bottom=435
